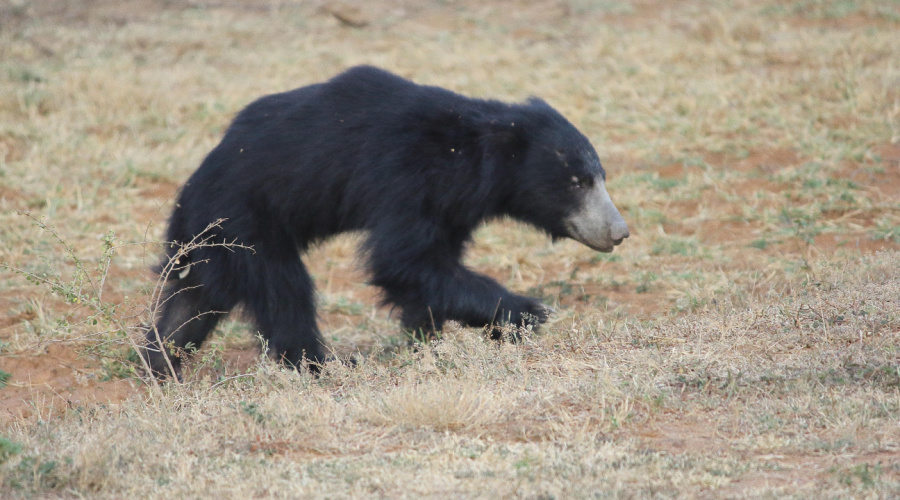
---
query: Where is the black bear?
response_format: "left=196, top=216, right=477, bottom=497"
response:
left=144, top=66, right=629, bottom=377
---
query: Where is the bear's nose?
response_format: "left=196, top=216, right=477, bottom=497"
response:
left=610, top=221, right=630, bottom=243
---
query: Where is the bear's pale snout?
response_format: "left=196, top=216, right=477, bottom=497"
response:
left=610, top=219, right=630, bottom=245
left=564, top=177, right=629, bottom=253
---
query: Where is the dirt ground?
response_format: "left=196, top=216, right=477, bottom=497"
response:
left=6, top=150, right=895, bottom=422
left=2, top=0, right=899, bottom=428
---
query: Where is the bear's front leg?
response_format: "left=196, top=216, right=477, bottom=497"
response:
left=371, top=254, right=550, bottom=338
left=367, top=221, right=552, bottom=339
left=483, top=291, right=551, bottom=340
left=394, top=269, right=549, bottom=335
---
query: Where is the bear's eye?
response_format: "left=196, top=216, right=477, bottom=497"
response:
left=570, top=176, right=595, bottom=189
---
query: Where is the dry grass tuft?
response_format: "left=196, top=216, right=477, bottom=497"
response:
left=361, top=373, right=507, bottom=432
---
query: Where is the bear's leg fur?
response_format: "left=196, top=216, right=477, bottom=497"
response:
left=145, top=273, right=235, bottom=379
left=378, top=262, right=547, bottom=338
left=241, top=252, right=326, bottom=370
left=367, top=221, right=548, bottom=339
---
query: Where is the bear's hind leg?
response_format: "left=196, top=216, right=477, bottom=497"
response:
left=243, top=254, right=326, bottom=370
left=145, top=275, right=235, bottom=379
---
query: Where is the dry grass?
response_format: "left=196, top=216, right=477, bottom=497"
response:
left=1, top=0, right=900, bottom=497
left=1, top=254, right=898, bottom=497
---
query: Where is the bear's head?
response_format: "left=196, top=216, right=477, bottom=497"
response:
left=493, top=98, right=629, bottom=253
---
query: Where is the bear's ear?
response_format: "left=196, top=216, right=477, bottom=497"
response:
left=481, top=120, right=527, bottom=160
left=526, top=96, right=551, bottom=108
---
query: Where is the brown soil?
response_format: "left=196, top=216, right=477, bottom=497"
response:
left=1, top=344, right=136, bottom=422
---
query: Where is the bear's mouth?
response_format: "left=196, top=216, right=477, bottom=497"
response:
left=567, top=230, right=624, bottom=253
left=589, top=244, right=615, bottom=253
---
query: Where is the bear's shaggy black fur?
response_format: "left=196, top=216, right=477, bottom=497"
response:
left=144, top=66, right=628, bottom=377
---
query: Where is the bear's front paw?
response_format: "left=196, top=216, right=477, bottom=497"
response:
left=516, top=298, right=552, bottom=326
left=491, top=297, right=552, bottom=340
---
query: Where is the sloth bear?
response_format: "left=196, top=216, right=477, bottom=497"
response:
left=144, top=65, right=629, bottom=377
